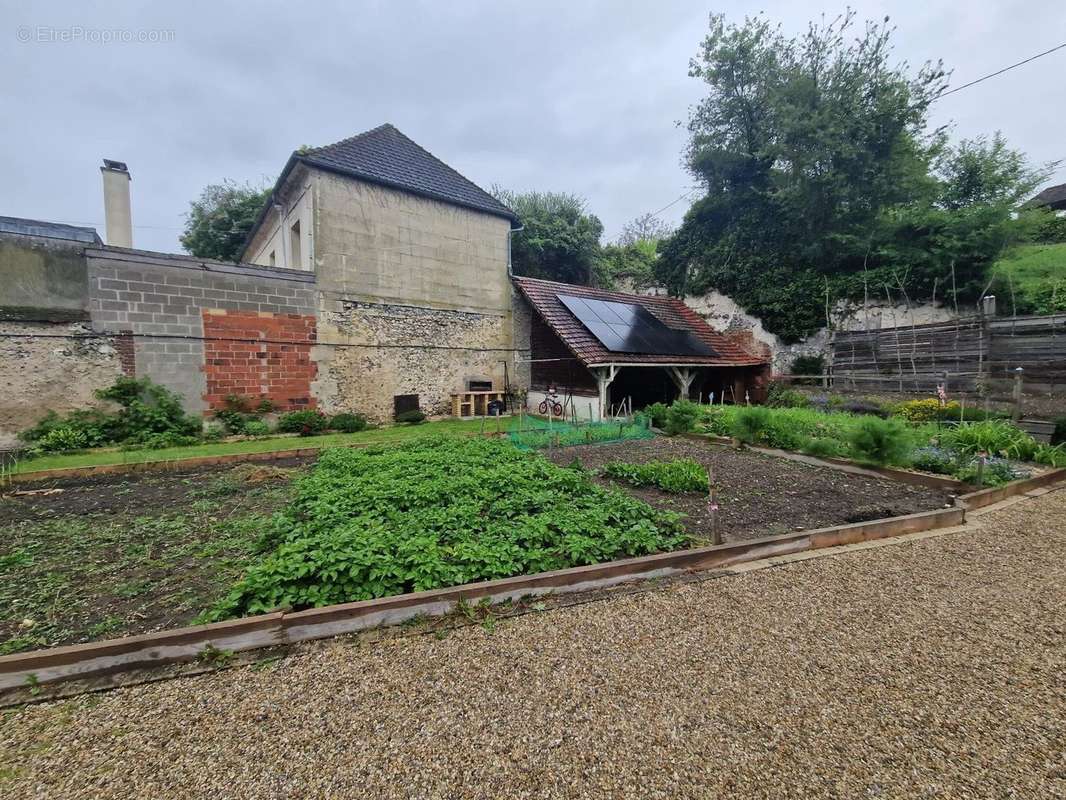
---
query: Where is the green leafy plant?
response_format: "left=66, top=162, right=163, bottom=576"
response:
left=800, top=436, right=846, bottom=459
left=940, top=420, right=1037, bottom=460
left=35, top=426, right=89, bottom=453
left=730, top=406, right=772, bottom=445
left=1033, top=443, right=1066, bottom=468
left=847, top=417, right=912, bottom=466
left=395, top=409, right=427, bottom=425
left=207, top=437, right=687, bottom=618
left=602, top=459, right=709, bottom=494
left=643, top=402, right=670, bottom=429
left=330, top=412, right=369, bottom=433
left=243, top=420, right=271, bottom=438
left=953, top=457, right=1024, bottom=487
left=276, top=410, right=329, bottom=436
left=664, top=400, right=701, bottom=435
left=765, top=383, right=809, bottom=408
left=214, top=408, right=250, bottom=435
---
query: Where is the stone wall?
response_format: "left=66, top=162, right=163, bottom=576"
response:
left=0, top=320, right=124, bottom=447
left=0, top=233, right=89, bottom=320
left=86, top=247, right=317, bottom=414
left=314, top=299, right=513, bottom=420
left=636, top=283, right=972, bottom=375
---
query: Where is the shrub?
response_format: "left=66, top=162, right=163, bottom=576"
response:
left=790, top=354, right=825, bottom=385
left=121, top=432, right=200, bottom=451
left=1053, top=417, right=1066, bottom=446
left=731, top=406, right=772, bottom=445
left=644, top=402, right=669, bottom=429
left=19, top=377, right=198, bottom=449
left=277, top=409, right=329, bottom=436
left=1034, top=442, right=1066, bottom=468
left=847, top=417, right=911, bottom=466
left=602, top=459, right=708, bottom=494
left=894, top=398, right=959, bottom=423
left=800, top=436, right=846, bottom=459
left=36, top=426, right=89, bottom=453
left=207, top=438, right=687, bottom=617
left=202, top=423, right=226, bottom=442
left=96, top=377, right=201, bottom=442
left=953, top=457, right=1025, bottom=487
left=910, top=446, right=958, bottom=475
left=664, top=400, right=701, bottom=435
left=255, top=398, right=276, bottom=414
left=395, top=409, right=427, bottom=425
left=330, top=412, right=368, bottom=433
left=243, top=420, right=271, bottom=438
left=765, top=383, right=809, bottom=408
left=940, top=420, right=1037, bottom=461
left=215, top=409, right=250, bottom=435
left=841, top=399, right=889, bottom=418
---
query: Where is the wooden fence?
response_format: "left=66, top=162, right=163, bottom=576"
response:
left=829, top=313, right=1066, bottom=396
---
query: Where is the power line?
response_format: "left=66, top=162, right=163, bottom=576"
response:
left=935, top=41, right=1066, bottom=101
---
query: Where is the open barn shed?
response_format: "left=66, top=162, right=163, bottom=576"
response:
left=513, top=276, right=770, bottom=418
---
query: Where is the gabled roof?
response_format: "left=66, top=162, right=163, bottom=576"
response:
left=0, top=215, right=101, bottom=244
left=513, top=275, right=766, bottom=368
left=1025, top=183, right=1066, bottom=211
left=300, top=124, right=517, bottom=223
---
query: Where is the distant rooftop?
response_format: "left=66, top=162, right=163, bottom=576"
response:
left=0, top=216, right=102, bottom=244
left=1025, top=182, right=1066, bottom=211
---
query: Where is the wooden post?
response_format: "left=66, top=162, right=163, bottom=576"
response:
left=707, top=468, right=721, bottom=545
left=975, top=452, right=986, bottom=488
left=1012, top=367, right=1024, bottom=421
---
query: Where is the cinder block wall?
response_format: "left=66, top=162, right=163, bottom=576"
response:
left=87, top=248, right=317, bottom=415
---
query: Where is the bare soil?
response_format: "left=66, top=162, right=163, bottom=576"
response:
left=546, top=437, right=954, bottom=544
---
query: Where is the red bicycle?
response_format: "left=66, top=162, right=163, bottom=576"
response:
left=538, top=387, right=563, bottom=417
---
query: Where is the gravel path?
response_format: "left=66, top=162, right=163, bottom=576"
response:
left=2, top=491, right=1064, bottom=799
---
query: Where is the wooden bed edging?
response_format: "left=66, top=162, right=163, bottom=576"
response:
left=958, top=467, right=1066, bottom=509
left=0, top=505, right=966, bottom=692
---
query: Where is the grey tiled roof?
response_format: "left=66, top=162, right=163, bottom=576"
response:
left=0, top=215, right=101, bottom=243
left=1025, top=183, right=1066, bottom=210
left=299, top=124, right=517, bottom=223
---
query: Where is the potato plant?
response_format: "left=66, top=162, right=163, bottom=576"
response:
left=210, top=437, right=687, bottom=617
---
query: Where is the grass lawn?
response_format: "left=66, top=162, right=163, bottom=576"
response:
left=990, top=242, right=1066, bottom=315
left=9, top=418, right=489, bottom=475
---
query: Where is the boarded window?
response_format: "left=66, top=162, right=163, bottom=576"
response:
left=394, top=394, right=419, bottom=418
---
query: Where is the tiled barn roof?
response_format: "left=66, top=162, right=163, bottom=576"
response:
left=513, top=276, right=767, bottom=368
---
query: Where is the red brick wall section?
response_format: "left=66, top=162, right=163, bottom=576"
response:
left=115, top=330, right=136, bottom=376
left=202, top=310, right=317, bottom=413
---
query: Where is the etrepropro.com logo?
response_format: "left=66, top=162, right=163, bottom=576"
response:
left=16, top=25, right=176, bottom=44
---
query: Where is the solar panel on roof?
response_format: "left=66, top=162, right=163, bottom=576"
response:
left=556, top=294, right=714, bottom=357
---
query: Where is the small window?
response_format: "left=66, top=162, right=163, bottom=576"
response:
left=290, top=220, right=302, bottom=267
left=268, top=250, right=276, bottom=266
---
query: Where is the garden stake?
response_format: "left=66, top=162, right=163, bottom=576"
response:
left=975, top=452, right=986, bottom=488
left=707, top=467, right=721, bottom=545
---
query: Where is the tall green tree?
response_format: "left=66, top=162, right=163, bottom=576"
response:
left=659, top=12, right=948, bottom=340
left=659, top=12, right=1050, bottom=341
left=493, top=189, right=603, bottom=284
left=181, top=180, right=272, bottom=263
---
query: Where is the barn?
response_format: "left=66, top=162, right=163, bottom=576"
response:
left=512, top=276, right=771, bottom=418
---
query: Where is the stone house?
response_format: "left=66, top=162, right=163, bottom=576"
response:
left=0, top=123, right=769, bottom=444
left=238, top=124, right=522, bottom=420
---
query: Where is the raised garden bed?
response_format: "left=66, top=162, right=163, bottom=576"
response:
left=546, top=438, right=955, bottom=544
left=0, top=461, right=307, bottom=655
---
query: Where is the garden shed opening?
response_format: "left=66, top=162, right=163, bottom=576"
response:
left=513, top=276, right=771, bottom=418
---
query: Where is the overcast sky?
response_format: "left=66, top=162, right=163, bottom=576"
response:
left=3, top=0, right=1065, bottom=253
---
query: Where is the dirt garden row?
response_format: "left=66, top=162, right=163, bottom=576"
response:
left=0, top=436, right=956, bottom=658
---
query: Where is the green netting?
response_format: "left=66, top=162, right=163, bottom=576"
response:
left=506, top=414, right=654, bottom=450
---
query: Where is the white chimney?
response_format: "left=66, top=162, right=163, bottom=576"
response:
left=100, top=159, right=132, bottom=248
